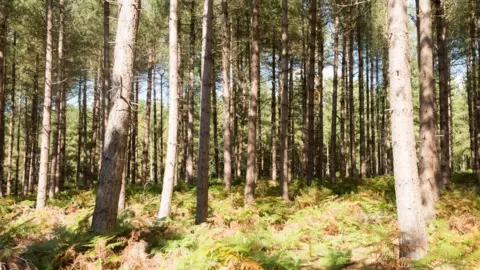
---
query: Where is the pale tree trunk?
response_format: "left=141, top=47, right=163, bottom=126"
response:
left=388, top=0, right=428, bottom=259
left=196, top=0, right=214, bottom=224
left=245, top=0, right=260, bottom=205
left=91, top=0, right=140, bottom=232
left=358, top=22, right=366, bottom=179
left=186, top=0, right=195, bottom=186
left=417, top=0, right=440, bottom=220
left=279, top=0, right=289, bottom=200
left=306, top=0, right=316, bottom=185
left=330, top=14, right=339, bottom=183
left=131, top=77, right=139, bottom=184
left=142, top=48, right=153, bottom=185
left=271, top=42, right=277, bottom=182
left=36, top=0, right=54, bottom=209
left=158, top=0, right=180, bottom=219
left=221, top=0, right=232, bottom=190
left=435, top=0, right=450, bottom=187
left=6, top=32, right=16, bottom=196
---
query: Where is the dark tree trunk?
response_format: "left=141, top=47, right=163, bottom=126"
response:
left=330, top=13, right=339, bottom=183
left=306, top=0, right=317, bottom=185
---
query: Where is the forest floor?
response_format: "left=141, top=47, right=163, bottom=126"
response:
left=1, top=174, right=480, bottom=270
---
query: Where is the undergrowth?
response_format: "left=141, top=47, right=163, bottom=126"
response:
left=0, top=174, right=479, bottom=269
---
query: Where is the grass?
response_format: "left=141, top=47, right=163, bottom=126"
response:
left=0, top=174, right=479, bottom=269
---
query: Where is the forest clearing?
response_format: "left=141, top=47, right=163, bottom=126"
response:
left=1, top=0, right=480, bottom=268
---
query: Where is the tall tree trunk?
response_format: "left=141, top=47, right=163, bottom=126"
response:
left=340, top=32, right=347, bottom=179
left=28, top=55, right=40, bottom=194
left=6, top=32, right=16, bottom=196
left=388, top=0, right=428, bottom=259
left=186, top=0, right=195, bottom=186
left=160, top=72, right=164, bottom=180
left=212, top=78, right=219, bottom=177
left=288, top=58, right=294, bottom=183
left=153, top=63, right=159, bottom=184
left=370, top=49, right=376, bottom=175
left=91, top=0, right=140, bottom=232
left=131, top=76, right=139, bottom=184
left=76, top=80, right=83, bottom=189
left=90, top=70, right=100, bottom=184
left=435, top=0, right=450, bottom=187
left=317, top=0, right=324, bottom=181
left=306, top=0, right=317, bottom=185
left=36, top=0, right=54, bottom=209
left=418, top=0, right=440, bottom=220
left=142, top=48, right=153, bottom=185
left=23, top=96, right=31, bottom=196
left=279, top=0, right=289, bottom=200
left=476, top=0, right=480, bottom=178
left=102, top=0, right=111, bottom=152
left=15, top=98, right=21, bottom=195
left=158, top=0, right=180, bottom=219
left=348, top=30, right=356, bottom=178
left=245, top=0, right=260, bottom=205
left=271, top=41, right=277, bottom=182
left=358, top=22, right=366, bottom=179
left=0, top=0, right=8, bottom=198
left=53, top=0, right=65, bottom=193
left=82, top=76, right=88, bottom=188
left=330, top=13, right=339, bottom=183
left=195, top=0, right=214, bottom=224
left=221, top=0, right=232, bottom=190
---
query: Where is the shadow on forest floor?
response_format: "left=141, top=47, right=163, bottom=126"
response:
left=1, top=173, right=480, bottom=269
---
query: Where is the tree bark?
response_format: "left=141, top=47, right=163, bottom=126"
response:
left=158, top=0, right=180, bottom=219
left=142, top=48, right=153, bottom=185
left=435, top=0, right=450, bottom=187
left=271, top=41, right=277, bottom=182
left=0, top=0, right=8, bottom=198
left=418, top=0, right=440, bottom=220
left=212, top=77, right=219, bottom=177
left=221, top=0, right=232, bottom=190
left=6, top=32, right=16, bottom=196
left=279, top=0, right=289, bottom=200
left=36, top=0, right=54, bottom=209
left=245, top=0, right=260, bottom=205
left=388, top=0, right=428, bottom=259
left=195, top=0, right=214, bottom=224
left=330, top=13, right=339, bottom=183
left=76, top=79, right=83, bottom=189
left=186, top=0, right=195, bottom=186
left=358, top=21, right=366, bottom=179
left=91, top=0, right=140, bottom=232
left=102, top=0, right=111, bottom=153
left=153, top=63, right=159, bottom=184
left=348, top=30, right=356, bottom=178
left=340, top=32, right=347, bottom=180
left=306, top=0, right=317, bottom=185
left=316, top=0, right=324, bottom=181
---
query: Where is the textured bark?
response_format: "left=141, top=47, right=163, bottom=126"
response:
left=196, top=0, right=214, bottom=224
left=36, top=0, right=54, bottom=209
left=348, top=30, right=356, bottom=177
left=212, top=80, right=219, bottom=177
left=82, top=77, right=88, bottom=188
left=158, top=0, right=180, bottom=219
left=316, top=1, right=324, bottom=181
left=76, top=80, right=83, bottom=189
left=153, top=64, right=159, bottom=184
left=435, top=0, right=450, bottom=187
left=91, top=0, right=140, bottom=232
left=280, top=0, right=289, bottom=200
left=52, top=0, right=65, bottom=194
left=221, top=0, right=232, bottom=190
left=102, top=0, right=111, bottom=152
left=186, top=0, right=195, bottom=186
left=142, top=49, right=153, bottom=185
left=288, top=59, right=294, bottom=183
left=340, top=33, right=347, bottom=179
left=468, top=4, right=478, bottom=173
left=417, top=0, right=440, bottom=220
left=388, top=0, right=428, bottom=259
left=330, top=14, right=339, bottom=183
left=90, top=70, right=100, bottom=184
left=0, top=0, right=7, bottom=198
left=358, top=22, right=366, bottom=179
left=245, top=0, right=260, bottom=205
left=6, top=32, right=16, bottom=196
left=271, top=42, right=277, bottom=182
left=306, top=0, right=317, bottom=185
